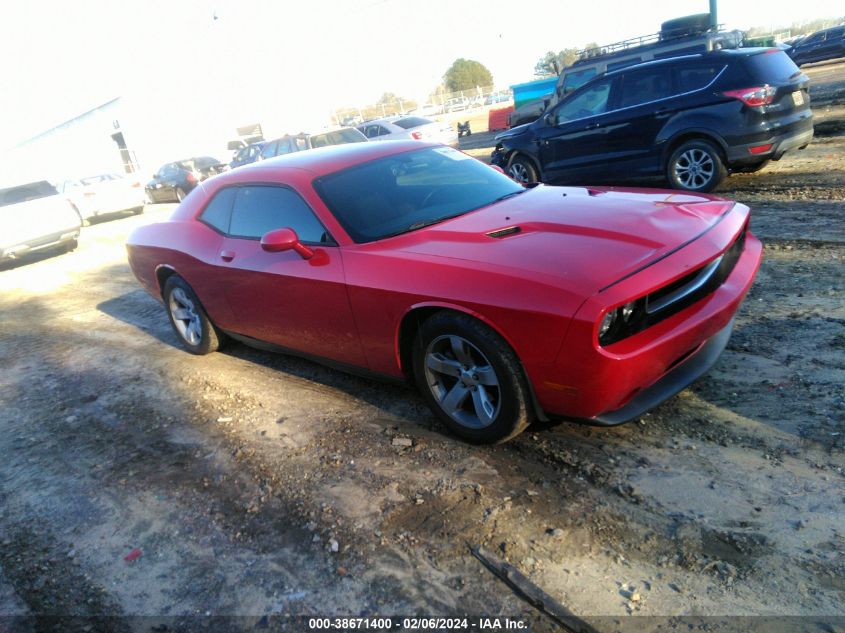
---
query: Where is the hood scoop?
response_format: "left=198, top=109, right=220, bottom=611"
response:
left=487, top=226, right=522, bottom=239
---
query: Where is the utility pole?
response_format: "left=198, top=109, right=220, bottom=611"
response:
left=709, top=0, right=718, bottom=30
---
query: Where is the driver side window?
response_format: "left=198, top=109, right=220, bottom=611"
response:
left=229, top=185, right=331, bottom=244
left=552, top=79, right=612, bottom=125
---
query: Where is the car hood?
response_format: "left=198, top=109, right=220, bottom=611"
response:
left=494, top=123, right=532, bottom=141
left=386, top=185, right=738, bottom=296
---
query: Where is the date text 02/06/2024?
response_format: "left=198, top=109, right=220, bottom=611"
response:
left=307, top=617, right=529, bottom=630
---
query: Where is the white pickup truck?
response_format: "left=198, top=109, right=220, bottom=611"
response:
left=0, top=180, right=81, bottom=263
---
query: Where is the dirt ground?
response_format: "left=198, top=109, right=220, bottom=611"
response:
left=0, top=61, right=843, bottom=632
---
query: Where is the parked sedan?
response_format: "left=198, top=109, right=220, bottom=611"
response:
left=127, top=141, right=761, bottom=444
left=357, top=116, right=458, bottom=147
left=60, top=173, right=145, bottom=223
left=145, top=163, right=200, bottom=203
left=787, top=25, right=845, bottom=66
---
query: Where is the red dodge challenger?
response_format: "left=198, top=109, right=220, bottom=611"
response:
left=127, top=141, right=762, bottom=443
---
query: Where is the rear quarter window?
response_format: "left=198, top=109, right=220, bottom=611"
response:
left=675, top=64, right=724, bottom=92
left=199, top=187, right=237, bottom=233
left=743, top=51, right=802, bottom=83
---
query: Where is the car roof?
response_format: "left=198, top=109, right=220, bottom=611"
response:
left=599, top=47, right=778, bottom=79
left=214, top=140, right=437, bottom=180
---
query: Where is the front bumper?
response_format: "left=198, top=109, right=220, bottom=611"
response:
left=528, top=209, right=762, bottom=422
left=593, top=318, right=733, bottom=424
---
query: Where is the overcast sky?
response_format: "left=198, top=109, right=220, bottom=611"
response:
left=0, top=0, right=839, bottom=148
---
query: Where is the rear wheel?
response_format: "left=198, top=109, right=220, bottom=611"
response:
left=412, top=311, right=532, bottom=444
left=163, top=275, right=225, bottom=355
left=666, top=140, right=726, bottom=192
left=507, top=155, right=538, bottom=184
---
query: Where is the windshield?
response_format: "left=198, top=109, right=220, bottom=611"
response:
left=313, top=147, right=524, bottom=243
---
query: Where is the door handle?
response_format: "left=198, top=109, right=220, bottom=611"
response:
left=220, top=250, right=235, bottom=262
left=584, top=122, right=600, bottom=130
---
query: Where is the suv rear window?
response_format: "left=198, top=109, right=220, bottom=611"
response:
left=0, top=181, right=59, bottom=207
left=743, top=51, right=802, bottom=83
left=394, top=117, right=431, bottom=129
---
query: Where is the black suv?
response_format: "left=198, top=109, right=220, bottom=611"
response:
left=491, top=49, right=814, bottom=192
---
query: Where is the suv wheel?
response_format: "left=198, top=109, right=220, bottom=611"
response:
left=667, top=140, right=726, bottom=192
left=507, top=156, right=538, bottom=184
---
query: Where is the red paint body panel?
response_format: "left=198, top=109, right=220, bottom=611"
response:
left=126, top=141, right=762, bottom=422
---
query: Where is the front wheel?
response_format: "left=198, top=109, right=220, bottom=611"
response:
left=412, top=311, right=533, bottom=444
left=507, top=155, right=538, bottom=184
left=163, top=275, right=225, bottom=355
left=666, top=140, right=726, bottom=192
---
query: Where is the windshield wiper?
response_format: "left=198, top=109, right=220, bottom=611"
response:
left=382, top=213, right=465, bottom=239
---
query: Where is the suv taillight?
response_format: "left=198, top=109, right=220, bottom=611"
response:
left=186, top=172, right=197, bottom=184
left=722, top=85, right=776, bottom=107
left=411, top=131, right=424, bottom=140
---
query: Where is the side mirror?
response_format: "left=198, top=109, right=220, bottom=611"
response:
left=260, top=227, right=314, bottom=259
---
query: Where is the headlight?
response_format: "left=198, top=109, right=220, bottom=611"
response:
left=599, top=311, right=617, bottom=338
left=598, top=299, right=645, bottom=346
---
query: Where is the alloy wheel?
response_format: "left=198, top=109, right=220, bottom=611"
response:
left=508, top=162, right=530, bottom=184
left=674, top=148, right=715, bottom=189
left=168, top=287, right=202, bottom=345
left=423, top=335, right=501, bottom=429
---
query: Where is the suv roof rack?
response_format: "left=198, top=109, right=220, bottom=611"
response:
left=573, top=21, right=726, bottom=65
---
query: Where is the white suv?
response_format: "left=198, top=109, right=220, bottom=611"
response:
left=0, top=181, right=81, bottom=263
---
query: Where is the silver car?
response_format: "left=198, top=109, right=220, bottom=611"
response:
left=357, top=116, right=458, bottom=148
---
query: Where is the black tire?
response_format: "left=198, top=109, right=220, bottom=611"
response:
left=412, top=311, right=533, bottom=444
left=175, top=188, right=187, bottom=203
left=162, top=275, right=225, bottom=355
left=666, top=139, right=726, bottom=192
left=733, top=160, right=770, bottom=174
left=507, top=155, right=539, bottom=184
left=65, top=239, right=78, bottom=253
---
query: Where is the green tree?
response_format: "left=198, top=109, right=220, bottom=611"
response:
left=377, top=92, right=399, bottom=105
left=534, top=49, right=579, bottom=77
left=443, top=59, right=493, bottom=92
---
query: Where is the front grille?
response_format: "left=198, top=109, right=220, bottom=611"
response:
left=647, top=227, right=746, bottom=321
left=600, top=226, right=747, bottom=346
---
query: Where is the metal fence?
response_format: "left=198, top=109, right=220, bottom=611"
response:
left=332, top=85, right=513, bottom=127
